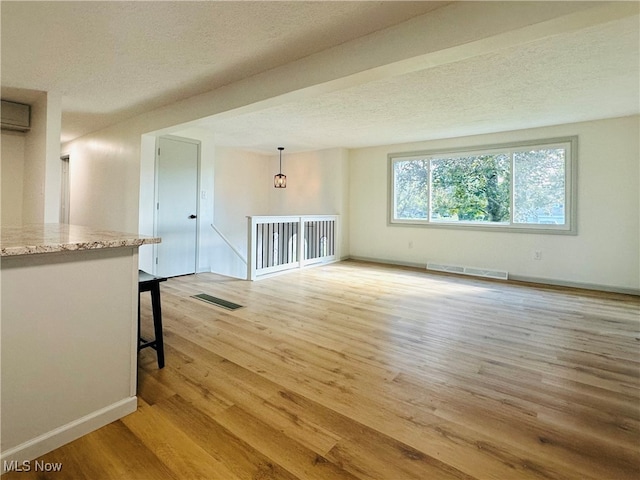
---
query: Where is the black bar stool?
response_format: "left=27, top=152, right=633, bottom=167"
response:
left=138, top=270, right=167, bottom=369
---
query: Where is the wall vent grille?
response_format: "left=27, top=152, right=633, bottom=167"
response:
left=1, top=100, right=31, bottom=132
left=427, top=262, right=508, bottom=280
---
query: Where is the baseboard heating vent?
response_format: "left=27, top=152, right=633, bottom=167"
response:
left=192, top=293, right=243, bottom=310
left=427, top=263, right=508, bottom=281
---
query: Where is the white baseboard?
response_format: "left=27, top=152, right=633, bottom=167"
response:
left=508, top=274, right=640, bottom=296
left=1, top=397, right=137, bottom=472
left=347, top=256, right=639, bottom=296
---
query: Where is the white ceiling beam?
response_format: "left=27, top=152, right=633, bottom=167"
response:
left=147, top=1, right=638, bottom=137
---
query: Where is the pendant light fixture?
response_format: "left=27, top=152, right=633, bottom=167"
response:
left=274, top=146, right=287, bottom=188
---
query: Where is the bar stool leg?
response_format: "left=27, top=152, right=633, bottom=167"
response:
left=150, top=283, right=165, bottom=369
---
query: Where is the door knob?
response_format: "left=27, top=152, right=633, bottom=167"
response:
left=189, top=214, right=197, bottom=219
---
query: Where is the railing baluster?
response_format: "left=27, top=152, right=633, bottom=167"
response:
left=262, top=223, right=266, bottom=269
left=312, top=221, right=316, bottom=259
left=280, top=222, right=285, bottom=265
left=269, top=223, right=274, bottom=267
left=257, top=223, right=261, bottom=270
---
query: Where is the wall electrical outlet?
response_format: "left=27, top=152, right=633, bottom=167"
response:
left=201, top=190, right=207, bottom=200
left=533, top=250, right=542, bottom=261
left=408, top=241, right=414, bottom=249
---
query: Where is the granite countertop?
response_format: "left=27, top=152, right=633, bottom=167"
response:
left=0, top=224, right=161, bottom=257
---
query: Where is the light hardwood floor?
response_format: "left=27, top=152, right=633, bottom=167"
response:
left=3, top=260, right=639, bottom=479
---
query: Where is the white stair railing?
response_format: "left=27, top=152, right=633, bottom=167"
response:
left=247, top=215, right=339, bottom=280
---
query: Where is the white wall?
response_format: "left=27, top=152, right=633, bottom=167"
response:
left=67, top=112, right=638, bottom=291
left=197, top=134, right=216, bottom=274
left=65, top=125, right=141, bottom=231
left=137, top=134, right=157, bottom=273
left=268, top=148, right=350, bottom=258
left=349, top=115, right=640, bottom=292
left=42, top=92, right=62, bottom=223
left=212, top=147, right=269, bottom=278
left=22, top=93, right=48, bottom=223
left=1, top=91, right=62, bottom=225
left=1, top=132, right=25, bottom=225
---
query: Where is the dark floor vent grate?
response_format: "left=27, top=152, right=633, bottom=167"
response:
left=191, top=293, right=243, bottom=310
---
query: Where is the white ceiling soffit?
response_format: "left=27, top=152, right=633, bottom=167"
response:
left=0, top=1, right=447, bottom=143
left=195, top=14, right=639, bottom=153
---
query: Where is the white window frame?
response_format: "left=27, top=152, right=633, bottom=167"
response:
left=388, top=136, right=577, bottom=234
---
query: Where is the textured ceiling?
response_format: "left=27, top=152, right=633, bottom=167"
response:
left=1, top=1, right=639, bottom=152
left=1, top=1, right=446, bottom=142
left=196, top=14, right=639, bottom=152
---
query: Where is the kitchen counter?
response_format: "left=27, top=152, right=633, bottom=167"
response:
left=1, top=224, right=160, bottom=469
left=1, top=223, right=159, bottom=256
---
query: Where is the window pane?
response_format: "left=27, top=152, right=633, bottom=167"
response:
left=513, top=148, right=565, bottom=225
left=430, top=154, right=510, bottom=223
left=394, top=159, right=429, bottom=219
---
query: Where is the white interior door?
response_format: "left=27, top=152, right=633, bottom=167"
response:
left=156, top=136, right=199, bottom=277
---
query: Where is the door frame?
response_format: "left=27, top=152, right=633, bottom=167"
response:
left=153, top=135, right=202, bottom=276
left=60, top=154, right=70, bottom=224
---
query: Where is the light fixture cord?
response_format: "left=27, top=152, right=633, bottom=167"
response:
left=278, top=147, right=284, bottom=174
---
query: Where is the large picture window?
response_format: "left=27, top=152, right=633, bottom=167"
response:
left=389, top=137, right=576, bottom=233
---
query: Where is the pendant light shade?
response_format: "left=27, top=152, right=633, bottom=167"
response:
left=274, top=146, right=287, bottom=188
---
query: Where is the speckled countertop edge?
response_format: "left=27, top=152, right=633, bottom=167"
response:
left=1, top=224, right=160, bottom=257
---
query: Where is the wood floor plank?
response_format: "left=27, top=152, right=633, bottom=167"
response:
left=393, top=371, right=638, bottom=480
left=153, top=394, right=300, bottom=480
left=120, top=399, right=242, bottom=480
left=266, top=389, right=476, bottom=480
left=6, top=260, right=639, bottom=479
left=154, top=335, right=343, bottom=456
left=0, top=420, right=178, bottom=480
left=213, top=405, right=362, bottom=480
